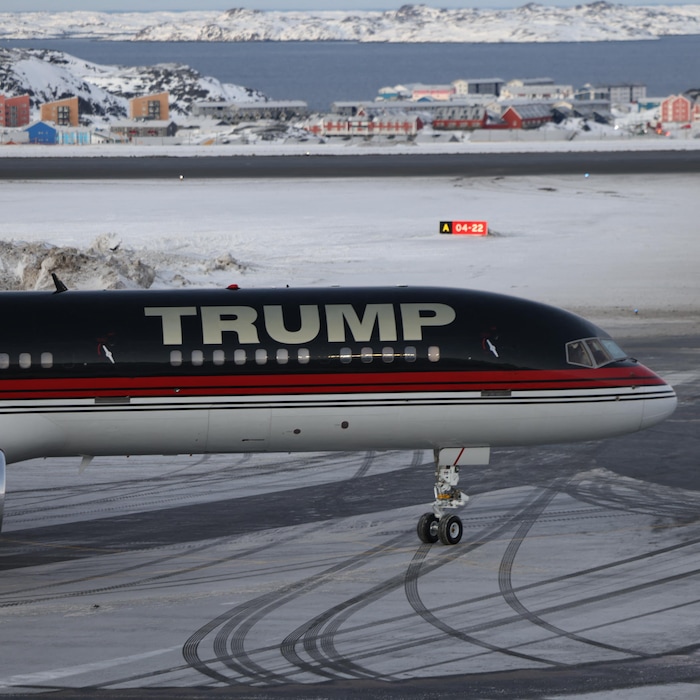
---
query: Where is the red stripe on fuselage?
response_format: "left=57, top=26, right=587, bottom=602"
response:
left=0, top=366, right=666, bottom=401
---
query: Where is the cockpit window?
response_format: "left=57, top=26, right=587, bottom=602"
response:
left=566, top=340, right=593, bottom=367
left=600, top=338, right=628, bottom=362
left=585, top=338, right=608, bottom=366
left=566, top=338, right=628, bottom=368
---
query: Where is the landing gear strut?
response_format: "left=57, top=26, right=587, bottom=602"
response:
left=0, top=450, right=5, bottom=533
left=417, top=447, right=489, bottom=546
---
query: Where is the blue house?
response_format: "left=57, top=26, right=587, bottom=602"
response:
left=25, top=121, right=58, bottom=145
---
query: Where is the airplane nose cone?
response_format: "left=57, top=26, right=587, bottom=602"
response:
left=641, top=381, right=677, bottom=430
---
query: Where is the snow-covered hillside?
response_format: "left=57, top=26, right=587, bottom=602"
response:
left=0, top=48, right=265, bottom=123
left=0, top=3, right=700, bottom=43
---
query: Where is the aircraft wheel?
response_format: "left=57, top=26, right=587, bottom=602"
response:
left=417, top=512, right=439, bottom=544
left=438, top=514, right=463, bottom=545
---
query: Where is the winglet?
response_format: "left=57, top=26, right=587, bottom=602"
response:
left=52, top=273, right=68, bottom=294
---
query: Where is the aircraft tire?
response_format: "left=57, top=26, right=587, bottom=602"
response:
left=417, top=512, right=439, bottom=544
left=438, top=514, right=463, bottom=545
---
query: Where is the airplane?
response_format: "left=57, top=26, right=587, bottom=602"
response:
left=0, top=283, right=677, bottom=545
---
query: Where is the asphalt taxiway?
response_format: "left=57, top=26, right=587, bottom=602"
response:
left=1, top=332, right=698, bottom=699
left=1, top=149, right=699, bottom=180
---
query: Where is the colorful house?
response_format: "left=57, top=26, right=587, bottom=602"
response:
left=660, top=94, right=700, bottom=124
left=0, top=94, right=31, bottom=127
left=41, top=97, right=80, bottom=127
left=499, top=104, right=553, bottom=129
left=25, top=121, right=58, bottom=144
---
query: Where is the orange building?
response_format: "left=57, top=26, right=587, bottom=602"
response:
left=41, top=97, right=79, bottom=127
left=0, top=94, right=31, bottom=127
left=130, top=93, right=169, bottom=121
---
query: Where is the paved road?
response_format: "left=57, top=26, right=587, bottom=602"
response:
left=1, top=333, right=698, bottom=699
left=1, top=149, right=699, bottom=179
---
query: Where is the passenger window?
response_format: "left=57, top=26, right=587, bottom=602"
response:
left=41, top=352, right=53, bottom=369
left=297, top=348, right=310, bottom=364
left=19, top=353, right=31, bottom=369
left=213, top=349, right=225, bottom=366
left=191, top=350, right=204, bottom=366
left=255, top=349, right=268, bottom=365
left=361, top=347, right=373, bottom=363
left=234, top=349, right=246, bottom=365
left=382, top=347, right=395, bottom=363
left=404, top=346, right=417, bottom=363
left=170, top=350, right=182, bottom=367
left=0, top=353, right=9, bottom=369
left=340, top=347, right=352, bottom=364
left=428, top=346, right=440, bottom=362
left=276, top=349, right=289, bottom=365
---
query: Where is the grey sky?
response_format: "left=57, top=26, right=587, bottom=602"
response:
left=2, top=1, right=694, bottom=11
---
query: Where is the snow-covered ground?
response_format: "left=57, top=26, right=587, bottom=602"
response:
left=4, top=132, right=700, bottom=156
left=1, top=4, right=700, bottom=42
left=0, top=171, right=697, bottom=339
left=0, top=47, right=265, bottom=124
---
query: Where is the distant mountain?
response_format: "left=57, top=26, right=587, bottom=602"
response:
left=0, top=48, right=265, bottom=124
left=1, top=3, right=699, bottom=43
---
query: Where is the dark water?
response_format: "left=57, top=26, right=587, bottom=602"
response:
left=3, top=37, right=700, bottom=111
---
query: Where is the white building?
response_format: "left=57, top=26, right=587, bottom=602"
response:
left=501, top=79, right=574, bottom=101
left=192, top=101, right=308, bottom=122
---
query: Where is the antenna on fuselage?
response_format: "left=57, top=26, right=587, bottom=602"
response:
left=51, top=272, right=68, bottom=294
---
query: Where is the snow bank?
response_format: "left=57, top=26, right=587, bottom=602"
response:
left=0, top=235, right=156, bottom=291
left=2, top=135, right=700, bottom=158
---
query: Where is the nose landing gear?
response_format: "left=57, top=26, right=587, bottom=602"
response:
left=417, top=447, right=489, bottom=546
left=0, top=450, right=5, bottom=533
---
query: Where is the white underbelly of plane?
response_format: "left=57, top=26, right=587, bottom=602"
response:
left=0, top=383, right=675, bottom=464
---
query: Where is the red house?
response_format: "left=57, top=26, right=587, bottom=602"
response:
left=432, top=105, right=488, bottom=131
left=660, top=94, right=700, bottom=124
left=305, top=107, right=421, bottom=138
left=499, top=104, right=553, bottom=129
left=0, top=94, right=31, bottom=128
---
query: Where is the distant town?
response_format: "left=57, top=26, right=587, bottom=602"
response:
left=2, top=76, right=700, bottom=146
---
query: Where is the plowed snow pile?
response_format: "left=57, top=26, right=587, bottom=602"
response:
left=0, top=235, right=156, bottom=291
left=0, top=234, right=249, bottom=291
